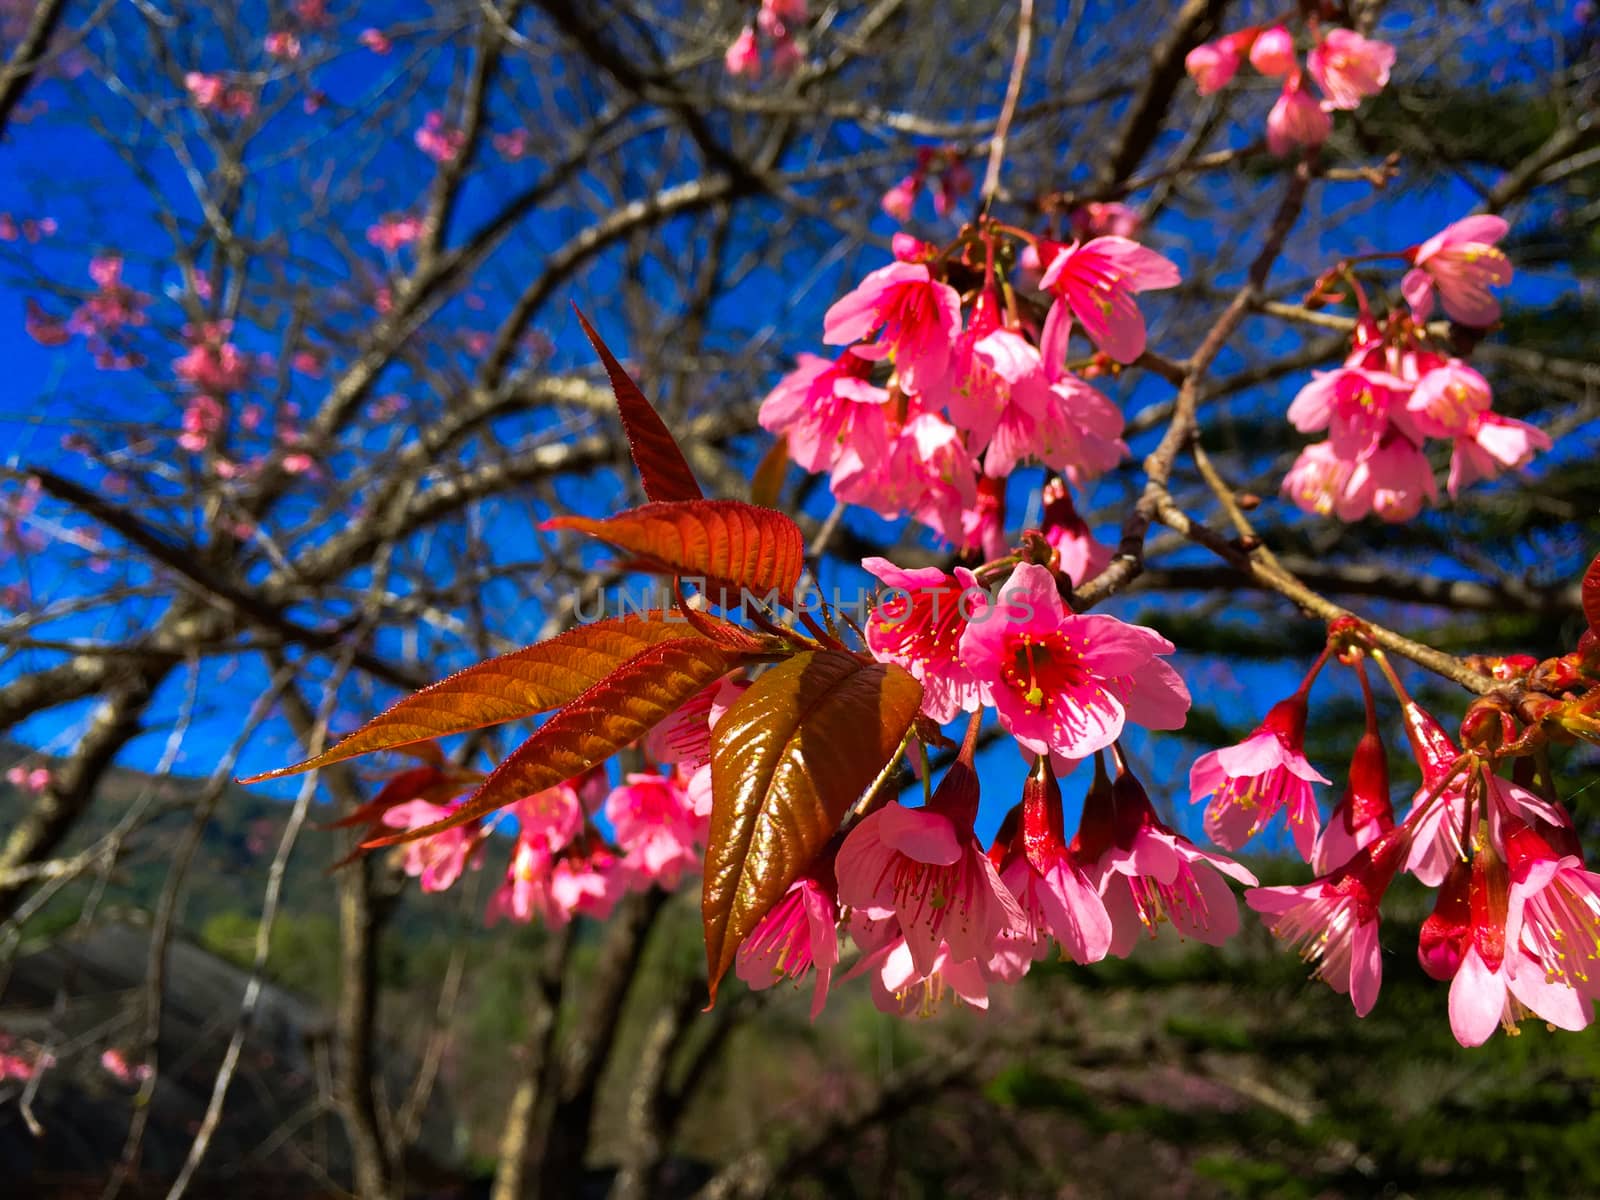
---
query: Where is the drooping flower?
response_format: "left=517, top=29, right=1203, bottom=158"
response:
left=1185, top=37, right=1243, bottom=95
left=1248, top=26, right=1297, bottom=77
left=854, top=922, right=992, bottom=1016
left=736, top=866, right=840, bottom=1019
left=758, top=350, right=890, bottom=475
left=1312, top=726, right=1394, bottom=874
left=1447, top=839, right=1591, bottom=1046
left=822, top=261, right=962, bottom=394
left=1036, top=236, right=1181, bottom=364
left=1282, top=441, right=1355, bottom=518
left=993, top=757, right=1114, bottom=968
left=1246, top=826, right=1410, bottom=1016
left=1188, top=689, right=1329, bottom=858
left=1078, top=754, right=1258, bottom=955
left=835, top=719, right=1026, bottom=976
left=1503, top=818, right=1600, bottom=1003
left=1039, top=476, right=1112, bottom=588
left=1401, top=215, right=1512, bottom=327
left=1266, top=73, right=1331, bottom=155
left=862, top=556, right=985, bottom=724
left=1307, top=29, right=1395, bottom=109
left=959, top=563, right=1190, bottom=761
left=1446, top=412, right=1551, bottom=497
left=1405, top=359, right=1492, bottom=439
left=1337, top=431, right=1437, bottom=523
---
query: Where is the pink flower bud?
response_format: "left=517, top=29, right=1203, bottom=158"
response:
left=1248, top=26, right=1296, bottom=76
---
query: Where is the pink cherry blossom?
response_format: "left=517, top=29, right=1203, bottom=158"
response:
left=1337, top=432, right=1437, bottom=523
left=1447, top=847, right=1591, bottom=1046
left=856, top=926, right=992, bottom=1016
left=414, top=111, right=465, bottom=163
left=880, top=174, right=919, bottom=222
left=1401, top=215, right=1513, bottom=327
left=1447, top=412, right=1550, bottom=497
left=1037, top=236, right=1181, bottom=364
left=358, top=28, right=393, bottom=54
left=1266, top=73, right=1331, bottom=155
left=1248, top=27, right=1297, bottom=77
left=1185, top=38, right=1242, bottom=95
left=606, top=771, right=703, bottom=890
left=960, top=563, right=1190, bottom=761
left=1503, top=820, right=1600, bottom=1003
left=758, top=350, right=889, bottom=475
left=1312, top=727, right=1394, bottom=874
left=835, top=726, right=1026, bottom=976
left=1189, top=691, right=1329, bottom=858
left=1286, top=367, right=1410, bottom=460
left=1246, top=827, right=1409, bottom=1016
left=264, top=31, right=301, bottom=60
left=1406, top=359, right=1492, bottom=439
left=367, top=215, right=424, bottom=251
left=1040, top=477, right=1112, bottom=588
left=1283, top=441, right=1356, bottom=518
left=487, top=788, right=586, bottom=927
left=1077, top=757, right=1258, bottom=955
left=994, top=758, right=1113, bottom=968
left=100, top=1047, right=153, bottom=1086
left=1396, top=700, right=1469, bottom=885
left=380, top=800, right=483, bottom=893
left=724, top=26, right=761, bottom=78
left=1068, top=201, right=1141, bottom=240
left=833, top=412, right=977, bottom=542
left=1307, top=29, right=1395, bottom=110
left=736, top=872, right=839, bottom=1018
left=822, top=261, right=961, bottom=394
left=862, top=557, right=985, bottom=724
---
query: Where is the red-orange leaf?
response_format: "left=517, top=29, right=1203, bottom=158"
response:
left=241, top=611, right=746, bottom=783
left=544, top=499, right=805, bottom=606
left=365, top=637, right=764, bottom=846
left=571, top=304, right=703, bottom=504
left=1584, top=551, right=1600, bottom=632
left=701, top=650, right=923, bottom=1002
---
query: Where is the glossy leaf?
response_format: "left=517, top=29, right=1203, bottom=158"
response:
left=572, top=304, right=703, bottom=504
left=364, top=637, right=762, bottom=846
left=544, top=499, right=805, bottom=605
left=701, top=650, right=923, bottom=1001
left=241, top=611, right=745, bottom=782
left=1584, top=551, right=1600, bottom=632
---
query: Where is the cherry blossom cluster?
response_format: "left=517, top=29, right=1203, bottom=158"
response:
left=760, top=223, right=1179, bottom=559
left=0, top=212, right=56, bottom=242
left=1283, top=215, right=1546, bottom=523
left=185, top=71, right=255, bottom=117
left=880, top=147, right=974, bottom=225
left=24, top=254, right=150, bottom=369
left=1186, top=21, right=1395, bottom=155
left=1191, top=621, right=1600, bottom=1046
left=724, top=0, right=806, bottom=79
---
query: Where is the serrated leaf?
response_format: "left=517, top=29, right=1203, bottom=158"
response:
left=365, top=637, right=763, bottom=846
left=544, top=499, right=805, bottom=606
left=572, top=304, right=703, bottom=504
left=1584, top=552, right=1600, bottom=632
left=701, top=650, right=923, bottom=1001
left=241, top=611, right=743, bottom=783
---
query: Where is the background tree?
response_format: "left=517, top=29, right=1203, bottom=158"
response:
left=0, top=1, right=1597, bottom=1197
